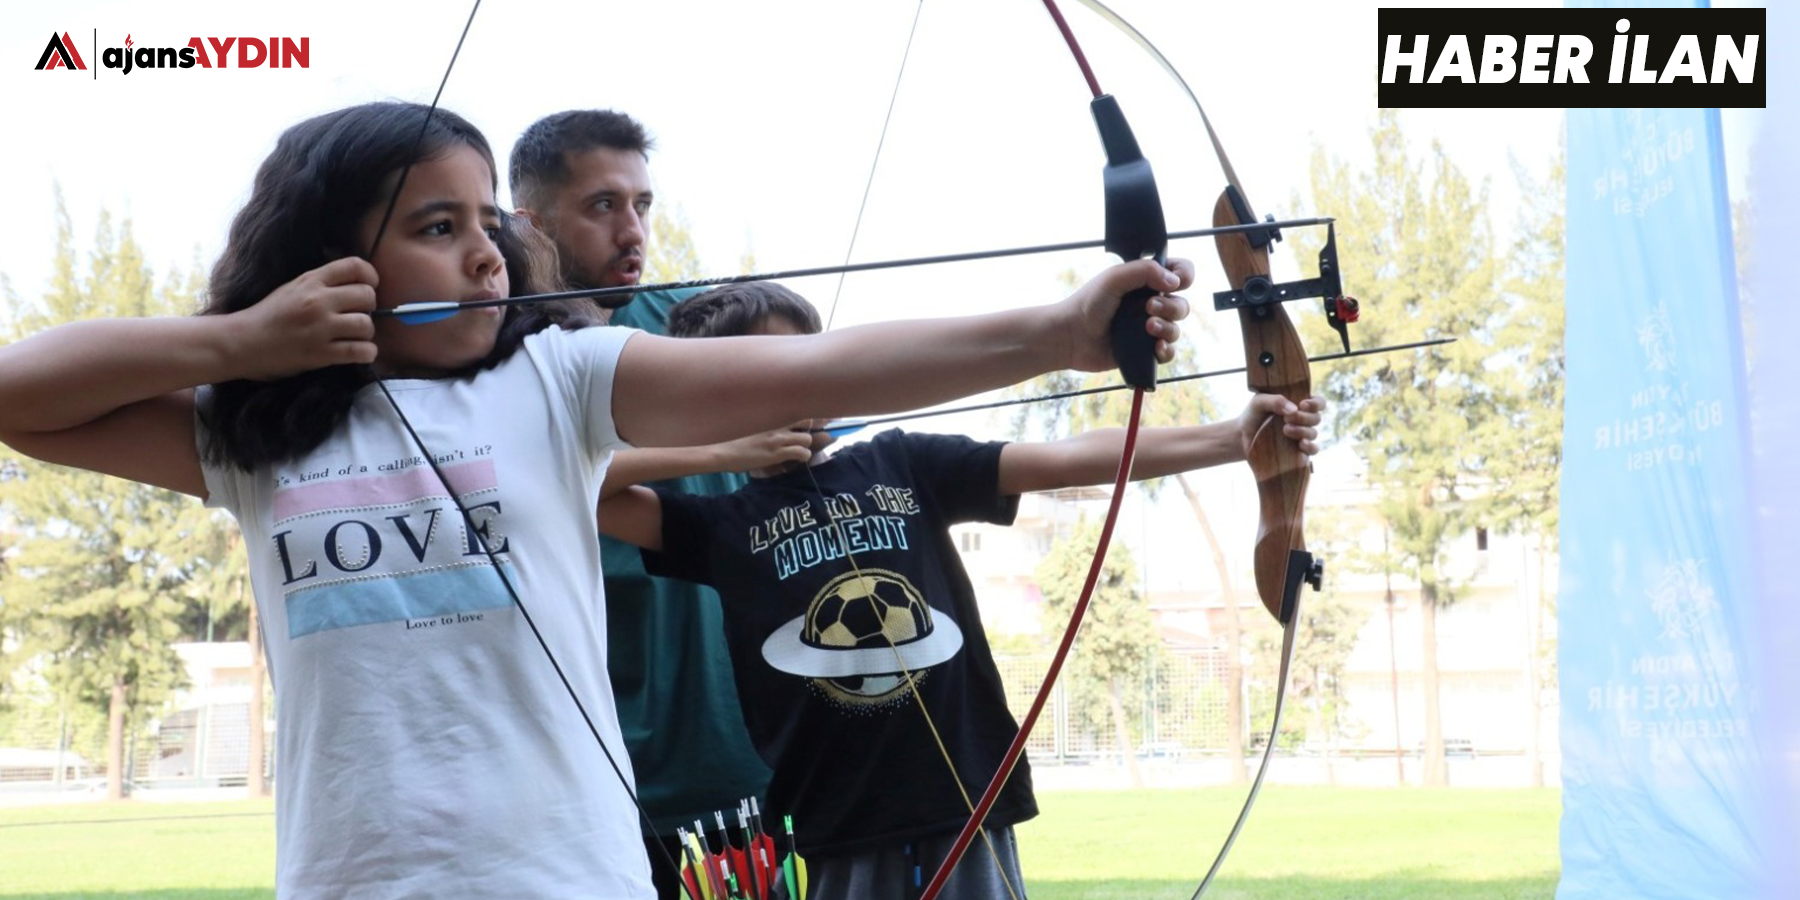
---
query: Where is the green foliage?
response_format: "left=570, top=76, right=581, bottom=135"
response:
left=646, top=203, right=705, bottom=283
left=1034, top=520, right=1157, bottom=745
left=0, top=679, right=110, bottom=767
left=1146, top=656, right=1234, bottom=749
left=1487, top=152, right=1566, bottom=709
left=1005, top=265, right=1251, bottom=773
left=1249, top=587, right=1358, bottom=745
left=1287, top=110, right=1569, bottom=785
left=0, top=195, right=246, bottom=752
left=1479, top=151, right=1566, bottom=543
left=1291, top=110, right=1507, bottom=600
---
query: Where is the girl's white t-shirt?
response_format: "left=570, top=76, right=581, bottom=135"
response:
left=201, top=325, right=651, bottom=899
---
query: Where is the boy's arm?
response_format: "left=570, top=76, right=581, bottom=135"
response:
left=997, top=394, right=1322, bottom=495
left=598, top=425, right=817, bottom=499
left=597, top=485, right=666, bottom=551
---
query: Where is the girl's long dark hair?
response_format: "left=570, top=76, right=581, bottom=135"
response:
left=201, top=102, right=598, bottom=471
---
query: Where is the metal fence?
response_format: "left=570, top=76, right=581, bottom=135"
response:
left=992, top=650, right=1239, bottom=763
left=4, top=649, right=1243, bottom=796
left=1, top=690, right=269, bottom=795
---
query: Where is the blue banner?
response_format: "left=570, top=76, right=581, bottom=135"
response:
left=1558, top=97, right=1760, bottom=900
left=1749, top=4, right=1798, bottom=896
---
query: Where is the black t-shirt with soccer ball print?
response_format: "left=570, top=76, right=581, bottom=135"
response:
left=644, top=430, right=1036, bottom=858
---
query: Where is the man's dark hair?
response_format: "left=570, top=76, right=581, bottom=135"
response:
left=667, top=283, right=823, bottom=339
left=509, top=110, right=653, bottom=212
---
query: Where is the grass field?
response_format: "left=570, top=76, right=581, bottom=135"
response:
left=0, top=787, right=1559, bottom=899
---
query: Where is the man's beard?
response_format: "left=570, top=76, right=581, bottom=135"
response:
left=567, top=252, right=644, bottom=308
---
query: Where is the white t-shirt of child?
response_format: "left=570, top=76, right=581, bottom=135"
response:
left=201, top=326, right=651, bottom=899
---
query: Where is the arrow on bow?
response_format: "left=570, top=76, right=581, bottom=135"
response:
left=371, top=218, right=1332, bottom=324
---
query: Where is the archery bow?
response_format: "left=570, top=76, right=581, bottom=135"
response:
left=914, top=1, right=1169, bottom=895
left=1064, top=2, right=1360, bottom=896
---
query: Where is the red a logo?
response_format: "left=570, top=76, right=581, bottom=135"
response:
left=35, top=32, right=88, bottom=71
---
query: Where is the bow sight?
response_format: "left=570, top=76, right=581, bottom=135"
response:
left=1210, top=185, right=1361, bottom=354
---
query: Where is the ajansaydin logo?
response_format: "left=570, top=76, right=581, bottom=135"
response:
left=85, top=33, right=310, bottom=75
left=34, top=32, right=88, bottom=71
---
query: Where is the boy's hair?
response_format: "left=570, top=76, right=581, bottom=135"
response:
left=200, top=102, right=597, bottom=471
left=509, top=110, right=653, bottom=213
left=667, top=283, right=822, bottom=338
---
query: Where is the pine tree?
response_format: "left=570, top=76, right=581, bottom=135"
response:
left=0, top=196, right=247, bottom=797
left=1482, top=150, right=1566, bottom=787
left=1035, top=520, right=1157, bottom=785
left=1290, top=110, right=1507, bottom=786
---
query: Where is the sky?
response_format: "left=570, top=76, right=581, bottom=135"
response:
left=0, top=0, right=1764, bottom=589
left=0, top=1, right=1583, bottom=318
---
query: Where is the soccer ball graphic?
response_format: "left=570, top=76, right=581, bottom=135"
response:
left=804, top=570, right=934, bottom=702
left=762, top=567, right=963, bottom=709
left=805, top=571, right=932, bottom=651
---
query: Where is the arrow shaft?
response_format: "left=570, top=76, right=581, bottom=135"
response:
left=373, top=218, right=1333, bottom=319
left=822, top=338, right=1451, bottom=435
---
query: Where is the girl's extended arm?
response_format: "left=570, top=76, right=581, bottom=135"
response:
left=997, top=394, right=1324, bottom=495
left=610, top=258, right=1192, bottom=449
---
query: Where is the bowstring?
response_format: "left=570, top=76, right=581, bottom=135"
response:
left=820, top=0, right=927, bottom=333
left=361, top=1, right=695, bottom=895
left=799, top=1, right=1025, bottom=895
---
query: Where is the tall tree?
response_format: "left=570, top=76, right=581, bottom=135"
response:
left=1007, top=272, right=1253, bottom=782
left=0, top=198, right=244, bottom=797
left=1034, top=519, right=1157, bottom=785
left=1480, top=150, right=1566, bottom=787
left=1290, top=110, right=1505, bottom=786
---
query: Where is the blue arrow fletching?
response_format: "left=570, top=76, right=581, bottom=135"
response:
left=389, top=302, right=461, bottom=324
left=824, top=420, right=868, bottom=438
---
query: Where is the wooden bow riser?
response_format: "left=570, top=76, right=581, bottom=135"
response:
left=1212, top=189, right=1312, bottom=624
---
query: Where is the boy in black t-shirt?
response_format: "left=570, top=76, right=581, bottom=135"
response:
left=598, top=283, right=1322, bottom=900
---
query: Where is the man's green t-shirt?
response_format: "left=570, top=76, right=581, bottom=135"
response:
left=607, top=289, right=771, bottom=834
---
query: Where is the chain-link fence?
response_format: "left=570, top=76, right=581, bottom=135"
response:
left=4, top=642, right=1276, bottom=798
left=993, top=649, right=1239, bottom=763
